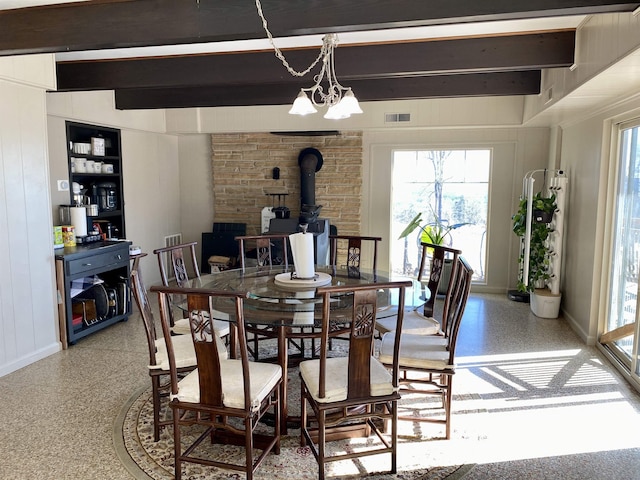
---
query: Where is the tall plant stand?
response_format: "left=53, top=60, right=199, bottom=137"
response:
left=511, top=169, right=568, bottom=318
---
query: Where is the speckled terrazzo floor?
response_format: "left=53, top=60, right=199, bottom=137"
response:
left=1, top=293, right=640, bottom=479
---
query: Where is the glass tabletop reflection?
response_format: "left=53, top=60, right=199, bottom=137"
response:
left=176, top=266, right=425, bottom=327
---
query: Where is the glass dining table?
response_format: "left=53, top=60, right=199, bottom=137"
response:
left=177, top=265, right=424, bottom=432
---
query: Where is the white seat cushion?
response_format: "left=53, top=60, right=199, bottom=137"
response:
left=173, top=360, right=282, bottom=411
left=152, top=321, right=228, bottom=369
left=299, top=356, right=395, bottom=403
left=152, top=333, right=197, bottom=370
left=379, top=332, right=452, bottom=371
left=375, top=309, right=441, bottom=336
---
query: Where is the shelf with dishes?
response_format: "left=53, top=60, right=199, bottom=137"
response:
left=68, top=153, right=120, bottom=161
left=72, top=173, right=120, bottom=179
left=70, top=157, right=117, bottom=175
left=66, top=120, right=126, bottom=239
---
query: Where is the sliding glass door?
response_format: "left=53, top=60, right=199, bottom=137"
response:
left=602, top=120, right=640, bottom=383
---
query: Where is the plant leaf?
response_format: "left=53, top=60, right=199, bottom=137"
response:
left=398, top=213, right=423, bottom=239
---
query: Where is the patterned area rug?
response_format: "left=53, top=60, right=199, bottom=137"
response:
left=115, top=385, right=473, bottom=479
left=114, top=342, right=475, bottom=479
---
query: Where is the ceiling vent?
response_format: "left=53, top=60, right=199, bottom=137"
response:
left=385, top=113, right=411, bottom=123
left=270, top=131, right=340, bottom=136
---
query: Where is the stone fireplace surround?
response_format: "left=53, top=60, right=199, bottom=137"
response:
left=211, top=131, right=362, bottom=238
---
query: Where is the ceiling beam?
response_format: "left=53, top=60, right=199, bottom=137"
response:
left=0, top=0, right=636, bottom=56
left=56, top=31, right=574, bottom=91
left=112, top=71, right=542, bottom=110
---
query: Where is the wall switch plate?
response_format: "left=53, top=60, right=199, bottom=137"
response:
left=57, top=179, right=69, bottom=191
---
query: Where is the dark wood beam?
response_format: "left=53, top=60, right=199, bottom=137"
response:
left=112, top=71, right=542, bottom=110
left=0, top=0, right=636, bottom=56
left=56, top=31, right=574, bottom=91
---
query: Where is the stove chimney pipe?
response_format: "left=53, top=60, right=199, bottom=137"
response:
left=298, top=147, right=323, bottom=208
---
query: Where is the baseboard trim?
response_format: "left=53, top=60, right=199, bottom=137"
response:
left=0, top=342, right=61, bottom=377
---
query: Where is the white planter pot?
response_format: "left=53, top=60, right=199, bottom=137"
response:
left=530, top=289, right=562, bottom=318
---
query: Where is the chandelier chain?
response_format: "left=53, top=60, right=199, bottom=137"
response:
left=254, top=0, right=326, bottom=78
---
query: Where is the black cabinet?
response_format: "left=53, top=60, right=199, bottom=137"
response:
left=55, top=241, right=131, bottom=348
left=66, top=121, right=126, bottom=239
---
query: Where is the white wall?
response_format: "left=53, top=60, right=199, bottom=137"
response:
left=558, top=96, right=640, bottom=344
left=120, top=129, right=180, bottom=286
left=362, top=128, right=550, bottom=293
left=46, top=92, right=181, bottom=287
left=177, top=135, right=215, bottom=271
left=166, top=96, right=526, bottom=134
left=0, top=55, right=60, bottom=376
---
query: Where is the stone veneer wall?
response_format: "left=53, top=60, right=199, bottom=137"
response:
left=211, top=132, right=362, bottom=237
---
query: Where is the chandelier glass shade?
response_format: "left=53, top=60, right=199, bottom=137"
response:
left=287, top=34, right=363, bottom=119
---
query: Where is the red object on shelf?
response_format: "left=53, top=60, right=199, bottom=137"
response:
left=72, top=313, right=83, bottom=326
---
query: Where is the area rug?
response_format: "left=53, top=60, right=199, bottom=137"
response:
left=114, top=379, right=474, bottom=480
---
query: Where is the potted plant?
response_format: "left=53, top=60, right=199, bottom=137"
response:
left=399, top=210, right=468, bottom=291
left=399, top=211, right=468, bottom=246
left=512, top=191, right=561, bottom=317
left=512, top=192, right=557, bottom=292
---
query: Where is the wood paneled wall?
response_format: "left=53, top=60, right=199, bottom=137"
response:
left=0, top=57, right=60, bottom=376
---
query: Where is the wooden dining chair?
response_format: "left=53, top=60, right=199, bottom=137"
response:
left=236, top=234, right=289, bottom=271
left=329, top=234, right=381, bottom=278
left=375, top=242, right=462, bottom=337
left=378, top=256, right=473, bottom=439
left=150, top=285, right=282, bottom=480
left=327, top=235, right=382, bottom=350
left=299, top=279, right=412, bottom=480
left=153, top=241, right=230, bottom=340
left=129, top=269, right=198, bottom=442
left=153, top=241, right=200, bottom=288
left=235, top=234, right=292, bottom=359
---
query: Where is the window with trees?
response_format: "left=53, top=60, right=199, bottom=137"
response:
left=391, top=149, right=490, bottom=282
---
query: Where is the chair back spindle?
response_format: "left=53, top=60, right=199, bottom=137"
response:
left=236, top=234, right=289, bottom=272
left=153, top=241, right=200, bottom=287
left=418, top=242, right=462, bottom=320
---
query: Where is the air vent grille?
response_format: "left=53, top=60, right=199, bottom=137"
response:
left=385, top=113, right=411, bottom=123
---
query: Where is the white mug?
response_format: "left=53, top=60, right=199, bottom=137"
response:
left=86, top=160, right=95, bottom=172
left=75, top=158, right=87, bottom=173
left=102, top=163, right=114, bottom=174
left=93, top=161, right=103, bottom=173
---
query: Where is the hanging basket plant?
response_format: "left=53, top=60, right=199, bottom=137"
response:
left=532, top=193, right=556, bottom=224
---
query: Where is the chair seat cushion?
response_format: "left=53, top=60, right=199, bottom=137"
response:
left=174, top=360, right=282, bottom=411
left=375, top=309, right=441, bottom=336
left=379, top=332, right=452, bottom=370
left=299, top=356, right=394, bottom=403
left=152, top=333, right=197, bottom=370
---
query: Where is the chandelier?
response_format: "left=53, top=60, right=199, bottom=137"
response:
left=255, top=1, right=363, bottom=119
